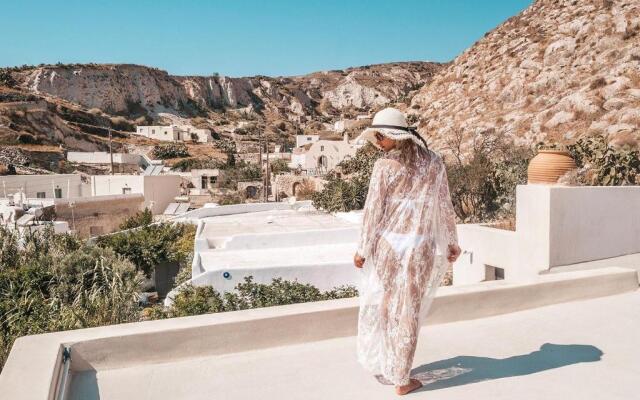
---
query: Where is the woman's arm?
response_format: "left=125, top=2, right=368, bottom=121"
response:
left=355, top=159, right=388, bottom=263
left=436, top=160, right=461, bottom=262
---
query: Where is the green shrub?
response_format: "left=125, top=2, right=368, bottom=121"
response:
left=119, top=208, right=153, bottom=230
left=270, top=158, right=290, bottom=174
left=151, top=143, right=190, bottom=159
left=567, top=136, right=640, bottom=186
left=149, top=276, right=358, bottom=319
left=312, top=145, right=382, bottom=212
left=171, top=157, right=223, bottom=172
left=97, top=223, right=194, bottom=277
left=0, top=227, right=143, bottom=372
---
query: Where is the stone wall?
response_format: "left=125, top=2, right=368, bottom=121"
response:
left=274, top=174, right=326, bottom=198
left=54, top=194, right=144, bottom=237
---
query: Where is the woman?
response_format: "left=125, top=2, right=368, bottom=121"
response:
left=353, top=108, right=461, bottom=395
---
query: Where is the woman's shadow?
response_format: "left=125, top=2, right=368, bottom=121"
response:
left=410, top=343, right=603, bottom=391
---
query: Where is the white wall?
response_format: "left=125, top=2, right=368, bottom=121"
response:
left=548, top=186, right=640, bottom=265
left=295, top=135, right=319, bottom=148
left=453, top=185, right=640, bottom=284
left=134, top=126, right=178, bottom=142
left=143, top=175, right=183, bottom=213
left=0, top=174, right=83, bottom=199
left=91, top=174, right=183, bottom=213
left=67, top=152, right=141, bottom=165
left=91, top=175, right=145, bottom=197
left=302, top=140, right=357, bottom=171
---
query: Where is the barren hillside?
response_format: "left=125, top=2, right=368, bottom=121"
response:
left=411, top=0, right=640, bottom=155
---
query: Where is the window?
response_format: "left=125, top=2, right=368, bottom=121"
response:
left=36, top=192, right=46, bottom=198
left=307, top=137, right=312, bottom=141
left=201, top=176, right=208, bottom=189
left=139, top=128, right=143, bottom=132
left=54, top=187, right=62, bottom=198
left=152, top=129, right=155, bottom=134
left=210, top=176, right=217, bottom=185
left=122, top=187, right=132, bottom=194
left=320, top=145, right=324, bottom=151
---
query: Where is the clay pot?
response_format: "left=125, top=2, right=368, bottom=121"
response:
left=527, top=149, right=577, bottom=184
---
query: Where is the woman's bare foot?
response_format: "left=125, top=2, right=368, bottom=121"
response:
left=395, top=378, right=422, bottom=395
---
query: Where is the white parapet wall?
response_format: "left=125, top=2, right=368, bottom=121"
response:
left=67, top=152, right=141, bottom=165
left=454, top=185, right=640, bottom=284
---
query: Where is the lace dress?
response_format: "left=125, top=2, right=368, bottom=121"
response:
left=356, top=143, right=458, bottom=386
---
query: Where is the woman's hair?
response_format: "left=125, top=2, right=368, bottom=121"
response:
left=396, top=138, right=426, bottom=167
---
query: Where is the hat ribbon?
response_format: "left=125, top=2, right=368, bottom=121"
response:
left=370, top=124, right=428, bottom=150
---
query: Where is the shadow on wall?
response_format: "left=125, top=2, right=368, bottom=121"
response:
left=411, top=343, right=603, bottom=391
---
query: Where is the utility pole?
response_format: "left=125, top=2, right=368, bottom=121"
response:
left=108, top=127, right=114, bottom=175
left=265, top=136, right=270, bottom=202
left=259, top=133, right=264, bottom=201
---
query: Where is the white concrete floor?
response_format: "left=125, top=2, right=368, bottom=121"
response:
left=68, top=289, right=640, bottom=400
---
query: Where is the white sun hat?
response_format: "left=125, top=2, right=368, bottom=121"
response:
left=355, top=107, right=428, bottom=150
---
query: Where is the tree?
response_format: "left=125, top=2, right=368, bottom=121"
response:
left=312, top=145, right=382, bottom=212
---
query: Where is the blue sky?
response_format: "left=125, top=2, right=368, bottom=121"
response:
left=0, top=0, right=532, bottom=77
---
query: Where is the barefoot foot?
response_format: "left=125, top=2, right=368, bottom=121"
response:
left=395, top=378, right=422, bottom=395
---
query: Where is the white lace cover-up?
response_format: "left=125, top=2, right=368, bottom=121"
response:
left=356, top=143, right=458, bottom=386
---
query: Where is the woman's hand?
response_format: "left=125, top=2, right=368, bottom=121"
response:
left=354, top=253, right=365, bottom=268
left=447, top=244, right=461, bottom=263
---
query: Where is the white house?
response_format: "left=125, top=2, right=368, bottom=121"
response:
left=290, top=133, right=360, bottom=174
left=0, top=174, right=88, bottom=200
left=90, top=174, right=184, bottom=214
left=134, top=125, right=212, bottom=143
left=189, top=169, right=221, bottom=194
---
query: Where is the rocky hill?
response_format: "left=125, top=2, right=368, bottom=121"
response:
left=0, top=61, right=440, bottom=150
left=411, top=0, right=640, bottom=155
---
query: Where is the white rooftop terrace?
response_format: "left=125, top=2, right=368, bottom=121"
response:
left=3, top=187, right=640, bottom=399
left=1, top=266, right=638, bottom=399
left=174, top=201, right=365, bottom=296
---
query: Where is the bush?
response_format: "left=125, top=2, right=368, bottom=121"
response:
left=270, top=158, right=290, bottom=174
left=445, top=130, right=532, bottom=223
left=312, top=145, right=382, bottom=212
left=149, top=276, right=358, bottom=319
left=171, top=157, right=222, bottom=172
left=97, top=222, right=195, bottom=277
left=0, top=70, right=17, bottom=87
left=567, top=136, right=640, bottom=186
left=0, top=227, right=143, bottom=372
left=151, top=143, right=190, bottom=159
left=119, top=208, right=153, bottom=230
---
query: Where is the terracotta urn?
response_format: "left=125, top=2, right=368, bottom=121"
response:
left=527, top=149, right=577, bottom=184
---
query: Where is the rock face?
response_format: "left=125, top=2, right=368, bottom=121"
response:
left=411, top=0, right=640, bottom=153
left=13, top=62, right=440, bottom=123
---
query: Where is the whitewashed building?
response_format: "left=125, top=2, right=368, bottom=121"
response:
left=290, top=133, right=360, bottom=174
left=134, top=125, right=212, bottom=143
left=0, top=174, right=88, bottom=200
left=90, top=174, right=183, bottom=214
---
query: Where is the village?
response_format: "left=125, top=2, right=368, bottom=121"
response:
left=0, top=118, right=368, bottom=238
left=1, top=0, right=640, bottom=398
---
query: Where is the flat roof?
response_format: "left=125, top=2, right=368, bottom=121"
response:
left=67, top=289, right=640, bottom=400
left=199, top=209, right=356, bottom=239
